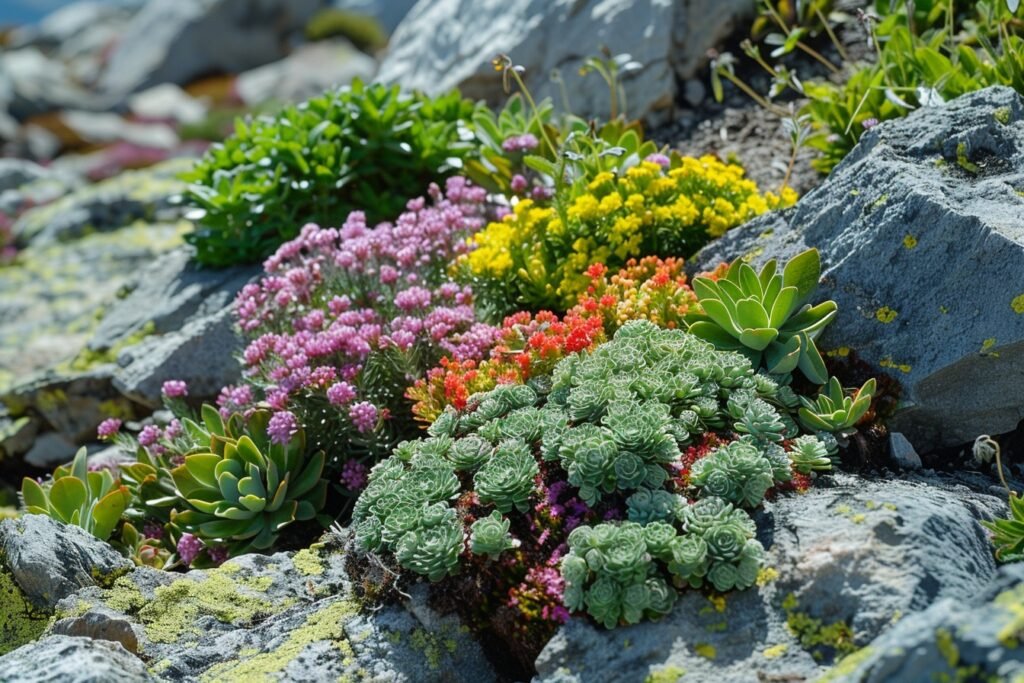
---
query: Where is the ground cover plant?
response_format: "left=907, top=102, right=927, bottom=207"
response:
left=182, top=80, right=482, bottom=266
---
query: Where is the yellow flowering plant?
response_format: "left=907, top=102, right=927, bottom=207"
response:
left=461, top=154, right=796, bottom=314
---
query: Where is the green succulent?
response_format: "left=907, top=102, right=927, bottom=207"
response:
left=689, top=440, right=779, bottom=509
left=688, top=248, right=837, bottom=383
left=446, top=435, right=493, bottom=471
left=673, top=497, right=764, bottom=592
left=21, top=447, right=132, bottom=541
left=183, top=80, right=482, bottom=266
left=167, top=406, right=329, bottom=553
left=473, top=439, right=539, bottom=513
left=394, top=503, right=465, bottom=582
left=788, top=435, right=834, bottom=474
left=470, top=511, right=518, bottom=560
left=982, top=493, right=1024, bottom=563
left=626, top=489, right=685, bottom=525
left=797, top=377, right=876, bottom=438
left=728, top=392, right=788, bottom=443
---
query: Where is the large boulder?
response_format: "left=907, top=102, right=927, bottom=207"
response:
left=378, top=0, right=755, bottom=125
left=0, top=636, right=155, bottom=683
left=99, top=0, right=328, bottom=96
left=831, top=563, right=1024, bottom=682
left=45, top=536, right=496, bottom=682
left=695, top=86, right=1024, bottom=451
left=535, top=473, right=1006, bottom=682
left=235, top=39, right=378, bottom=106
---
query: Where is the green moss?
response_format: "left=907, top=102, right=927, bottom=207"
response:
left=292, top=547, right=325, bottom=577
left=782, top=593, right=856, bottom=661
left=199, top=598, right=358, bottom=681
left=59, top=321, right=157, bottom=373
left=645, top=665, right=686, bottom=683
left=0, top=568, right=50, bottom=655
left=995, top=107, right=1012, bottom=125
left=956, top=142, right=980, bottom=174
left=410, top=628, right=445, bottom=670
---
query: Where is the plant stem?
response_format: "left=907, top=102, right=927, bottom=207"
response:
left=509, top=70, right=559, bottom=161
left=782, top=144, right=797, bottom=193
left=795, top=41, right=842, bottom=74
left=817, top=7, right=850, bottom=64
left=718, top=70, right=789, bottom=116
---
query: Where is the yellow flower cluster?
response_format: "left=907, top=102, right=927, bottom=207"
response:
left=460, top=156, right=795, bottom=313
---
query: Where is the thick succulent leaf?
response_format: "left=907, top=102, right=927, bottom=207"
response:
left=758, top=259, right=778, bottom=290
left=716, top=279, right=747, bottom=308
left=21, top=477, right=49, bottom=511
left=797, top=408, right=832, bottom=431
left=202, top=404, right=226, bottom=436
left=266, top=443, right=287, bottom=476
left=797, top=335, right=830, bottom=384
left=764, top=336, right=801, bottom=374
left=826, top=376, right=845, bottom=404
left=739, top=328, right=779, bottom=351
left=199, top=516, right=262, bottom=540
left=246, top=410, right=272, bottom=450
left=738, top=264, right=763, bottom=298
left=291, top=451, right=326, bottom=498
left=210, top=435, right=232, bottom=457
left=735, top=299, right=771, bottom=330
left=185, top=454, right=223, bottom=489
left=780, top=300, right=838, bottom=335
left=215, top=458, right=244, bottom=480
left=267, top=476, right=289, bottom=512
left=91, top=486, right=131, bottom=540
left=299, top=479, right=329, bottom=518
left=769, top=286, right=798, bottom=328
left=238, top=494, right=267, bottom=513
left=251, top=523, right=278, bottom=551
left=172, top=464, right=211, bottom=499
left=853, top=378, right=877, bottom=402
left=700, top=299, right=741, bottom=337
left=50, top=477, right=88, bottom=522
left=181, top=417, right=210, bottom=443
left=70, top=447, right=89, bottom=483
left=782, top=248, right=822, bottom=308
left=692, top=277, right=722, bottom=303
left=186, top=497, right=222, bottom=514
left=269, top=502, right=298, bottom=532
left=218, top=471, right=241, bottom=504
left=215, top=503, right=256, bottom=521
left=238, top=472, right=267, bottom=500
left=235, top=436, right=266, bottom=470
left=689, top=321, right=745, bottom=349
left=762, top=275, right=783, bottom=315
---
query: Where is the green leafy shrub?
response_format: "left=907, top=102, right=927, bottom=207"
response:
left=353, top=320, right=832, bottom=628
left=687, top=248, right=837, bottom=383
left=21, top=447, right=130, bottom=541
left=182, top=80, right=482, bottom=266
left=983, top=493, right=1024, bottom=563
left=305, top=9, right=387, bottom=52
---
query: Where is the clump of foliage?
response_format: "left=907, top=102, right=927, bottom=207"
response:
left=304, top=8, right=387, bottom=52
left=975, top=435, right=1024, bottom=563
left=183, top=80, right=482, bottom=266
left=21, top=447, right=130, bottom=541
left=408, top=256, right=711, bottom=422
left=353, top=321, right=833, bottom=636
left=460, top=157, right=795, bottom=314
left=230, top=177, right=499, bottom=483
left=797, top=376, right=876, bottom=440
left=687, top=248, right=837, bottom=383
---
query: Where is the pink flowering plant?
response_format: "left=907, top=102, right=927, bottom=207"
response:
left=232, top=177, right=501, bottom=493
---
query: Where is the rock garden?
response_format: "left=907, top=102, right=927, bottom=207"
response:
left=0, top=1, right=1022, bottom=682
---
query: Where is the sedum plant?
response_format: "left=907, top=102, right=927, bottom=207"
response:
left=797, top=377, right=876, bottom=438
left=21, top=447, right=131, bottom=541
left=183, top=80, right=482, bottom=266
left=354, top=321, right=830, bottom=629
left=688, top=248, right=837, bottom=383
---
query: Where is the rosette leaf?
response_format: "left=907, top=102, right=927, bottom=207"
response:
left=688, top=248, right=836, bottom=383
left=798, top=377, right=876, bottom=438
left=474, top=439, right=539, bottom=513
left=689, top=440, right=775, bottom=509
left=470, top=510, right=517, bottom=560
left=788, top=435, right=834, bottom=474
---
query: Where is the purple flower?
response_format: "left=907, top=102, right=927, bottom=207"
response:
left=138, top=425, right=162, bottom=447
left=644, top=153, right=671, bottom=169
left=177, top=533, right=203, bottom=566
left=164, top=419, right=182, bottom=440
left=348, top=401, right=378, bottom=434
left=207, top=546, right=230, bottom=566
left=340, top=459, right=369, bottom=491
left=510, top=174, right=528, bottom=193
left=97, top=418, right=122, bottom=440
left=327, top=381, right=357, bottom=406
left=161, top=380, right=188, bottom=399
left=267, top=410, right=299, bottom=445
left=502, top=134, right=540, bottom=153
left=861, top=117, right=879, bottom=130
left=143, top=521, right=164, bottom=540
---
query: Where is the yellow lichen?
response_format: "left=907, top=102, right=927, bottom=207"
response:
left=756, top=567, right=780, bottom=586
left=693, top=643, right=716, bottom=660
left=902, top=234, right=917, bottom=249
left=878, top=357, right=912, bottom=374
left=292, top=547, right=325, bottom=577
left=875, top=307, right=898, bottom=323
left=0, top=568, right=50, bottom=655
left=763, top=643, right=789, bottom=659
left=199, top=598, right=358, bottom=682
left=1012, top=294, right=1024, bottom=314
left=645, top=665, right=686, bottom=683
left=826, top=347, right=850, bottom=358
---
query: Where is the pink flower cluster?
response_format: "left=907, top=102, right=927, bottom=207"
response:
left=232, top=177, right=500, bottom=450
left=501, top=133, right=539, bottom=153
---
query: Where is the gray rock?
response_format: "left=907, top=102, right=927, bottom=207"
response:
left=889, top=432, right=922, bottom=470
left=89, top=247, right=256, bottom=353
left=331, top=0, right=418, bottom=34
left=0, top=515, right=132, bottom=610
left=113, top=305, right=244, bottom=408
left=50, top=610, right=140, bottom=653
left=23, top=431, right=78, bottom=469
left=128, top=83, right=207, bottom=125
left=0, top=635, right=154, bottom=683
left=235, top=39, right=378, bottom=106
left=8, top=2, right=138, bottom=53
left=378, top=0, right=755, bottom=125
left=0, top=48, right=106, bottom=122
left=694, top=86, right=1024, bottom=451
left=55, top=538, right=495, bottom=682
left=0, top=414, right=39, bottom=460
left=100, top=0, right=327, bottom=96
left=831, top=564, right=1024, bottom=682
left=0, top=159, right=57, bottom=193
left=534, top=474, right=1005, bottom=683
left=58, top=110, right=180, bottom=150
